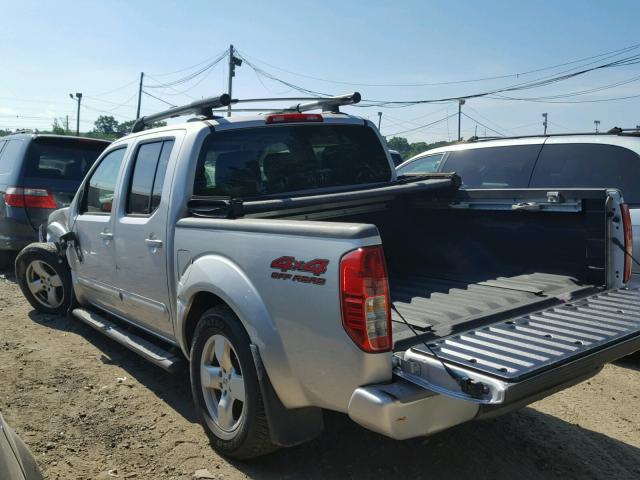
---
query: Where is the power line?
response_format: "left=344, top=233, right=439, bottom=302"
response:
left=461, top=112, right=506, bottom=137
left=385, top=113, right=459, bottom=136
left=147, top=48, right=228, bottom=77
left=239, top=42, right=640, bottom=87
left=142, top=91, right=176, bottom=107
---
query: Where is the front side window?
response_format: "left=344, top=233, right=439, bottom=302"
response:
left=530, top=143, right=640, bottom=204
left=441, top=145, right=542, bottom=188
left=126, top=139, right=174, bottom=215
left=397, top=153, right=445, bottom=175
left=83, top=148, right=126, bottom=214
left=193, top=125, right=390, bottom=197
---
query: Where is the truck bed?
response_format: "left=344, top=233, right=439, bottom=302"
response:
left=391, top=272, right=594, bottom=349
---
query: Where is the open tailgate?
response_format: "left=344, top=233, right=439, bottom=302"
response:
left=395, top=286, right=640, bottom=409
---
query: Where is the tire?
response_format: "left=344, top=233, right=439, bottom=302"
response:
left=190, top=305, right=277, bottom=459
left=15, top=242, right=72, bottom=315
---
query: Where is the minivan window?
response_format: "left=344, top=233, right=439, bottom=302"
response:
left=25, top=137, right=106, bottom=181
left=194, top=125, right=390, bottom=197
left=0, top=140, right=24, bottom=175
left=530, top=143, right=640, bottom=204
left=441, top=145, right=542, bottom=188
left=83, top=148, right=126, bottom=214
left=126, top=139, right=174, bottom=215
left=397, top=153, right=445, bottom=174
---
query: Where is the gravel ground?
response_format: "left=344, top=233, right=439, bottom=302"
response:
left=1, top=268, right=640, bottom=479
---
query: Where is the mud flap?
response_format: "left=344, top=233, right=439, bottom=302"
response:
left=249, top=344, right=324, bottom=447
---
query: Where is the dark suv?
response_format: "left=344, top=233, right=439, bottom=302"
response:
left=0, top=134, right=110, bottom=266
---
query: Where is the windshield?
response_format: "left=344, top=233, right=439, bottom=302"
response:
left=193, top=124, right=391, bottom=197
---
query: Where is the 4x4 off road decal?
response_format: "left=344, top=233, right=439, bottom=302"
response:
left=270, top=256, right=329, bottom=285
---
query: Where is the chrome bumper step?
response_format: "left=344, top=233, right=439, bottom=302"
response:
left=410, top=287, right=640, bottom=382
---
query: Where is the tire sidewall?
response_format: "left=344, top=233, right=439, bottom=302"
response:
left=15, top=243, right=72, bottom=315
left=190, top=306, right=262, bottom=457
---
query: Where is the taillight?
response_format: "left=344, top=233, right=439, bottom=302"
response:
left=4, top=187, right=57, bottom=209
left=265, top=113, right=323, bottom=124
left=340, top=246, right=392, bottom=352
left=621, top=203, right=633, bottom=283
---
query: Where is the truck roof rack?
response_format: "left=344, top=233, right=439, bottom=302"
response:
left=131, top=94, right=232, bottom=133
left=130, top=92, right=362, bottom=133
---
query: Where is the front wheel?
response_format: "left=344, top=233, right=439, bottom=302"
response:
left=15, top=243, right=72, bottom=315
left=190, top=305, right=277, bottom=459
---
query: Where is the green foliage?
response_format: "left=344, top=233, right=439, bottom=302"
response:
left=387, top=136, right=455, bottom=161
left=51, top=118, right=67, bottom=135
left=93, top=115, right=119, bottom=135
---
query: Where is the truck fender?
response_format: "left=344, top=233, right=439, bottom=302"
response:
left=45, top=207, right=70, bottom=244
left=176, top=253, right=311, bottom=408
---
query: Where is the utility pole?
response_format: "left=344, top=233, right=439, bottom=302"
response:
left=69, top=93, right=82, bottom=136
left=377, top=111, right=382, bottom=130
left=457, top=99, right=465, bottom=141
left=65, top=115, right=69, bottom=134
left=594, top=120, right=600, bottom=133
left=474, top=124, right=478, bottom=137
left=542, top=112, right=548, bottom=135
left=227, top=44, right=243, bottom=117
left=136, top=72, right=144, bottom=119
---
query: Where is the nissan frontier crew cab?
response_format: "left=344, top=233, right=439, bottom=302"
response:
left=15, top=92, right=640, bottom=459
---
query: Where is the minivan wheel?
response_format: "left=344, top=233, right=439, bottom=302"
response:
left=190, top=305, right=277, bottom=459
left=15, top=243, right=72, bottom=315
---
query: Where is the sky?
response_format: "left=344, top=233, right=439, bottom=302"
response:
left=1, top=0, right=639, bottom=143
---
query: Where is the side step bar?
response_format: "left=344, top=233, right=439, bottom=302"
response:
left=72, top=308, right=185, bottom=373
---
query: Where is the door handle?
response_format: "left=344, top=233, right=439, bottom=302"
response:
left=99, top=231, right=114, bottom=240
left=145, top=238, right=163, bottom=248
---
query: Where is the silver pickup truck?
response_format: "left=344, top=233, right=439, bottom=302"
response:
left=15, top=93, right=640, bottom=459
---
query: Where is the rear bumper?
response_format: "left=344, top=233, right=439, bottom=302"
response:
left=349, top=307, right=640, bottom=440
left=0, top=214, right=37, bottom=251
left=348, top=379, right=479, bottom=440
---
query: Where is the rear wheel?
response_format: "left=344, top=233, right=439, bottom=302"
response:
left=190, top=305, right=277, bottom=459
left=15, top=243, right=72, bottom=315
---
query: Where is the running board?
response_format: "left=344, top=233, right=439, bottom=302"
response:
left=72, top=308, right=185, bottom=373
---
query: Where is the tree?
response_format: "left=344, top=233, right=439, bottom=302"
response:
left=387, top=137, right=411, bottom=157
left=93, top=115, right=119, bottom=135
left=51, top=118, right=66, bottom=135
left=117, top=120, right=135, bottom=137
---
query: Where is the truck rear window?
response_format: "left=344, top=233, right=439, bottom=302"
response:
left=193, top=124, right=390, bottom=197
left=25, top=138, right=107, bottom=182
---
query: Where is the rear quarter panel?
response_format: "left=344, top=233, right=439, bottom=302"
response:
left=175, top=218, right=392, bottom=412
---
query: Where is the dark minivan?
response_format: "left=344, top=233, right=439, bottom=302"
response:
left=0, top=134, right=110, bottom=266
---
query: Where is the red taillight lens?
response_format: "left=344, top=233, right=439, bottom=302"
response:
left=5, top=187, right=57, bottom=209
left=621, top=203, right=633, bottom=283
left=265, top=113, right=323, bottom=124
left=340, top=246, right=392, bottom=352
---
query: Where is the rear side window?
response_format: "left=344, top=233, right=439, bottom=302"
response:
left=127, top=139, right=174, bottom=215
left=397, top=153, right=445, bottom=174
left=530, top=143, right=640, bottom=204
left=25, top=138, right=107, bottom=181
left=193, top=125, right=390, bottom=197
left=0, top=140, right=25, bottom=174
left=83, top=148, right=126, bottom=214
left=441, top=145, right=542, bottom=188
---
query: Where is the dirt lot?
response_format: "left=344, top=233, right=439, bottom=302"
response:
left=1, top=270, right=640, bottom=480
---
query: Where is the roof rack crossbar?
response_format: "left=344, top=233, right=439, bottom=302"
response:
left=131, top=93, right=231, bottom=133
left=231, top=92, right=361, bottom=113
left=284, top=92, right=361, bottom=114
